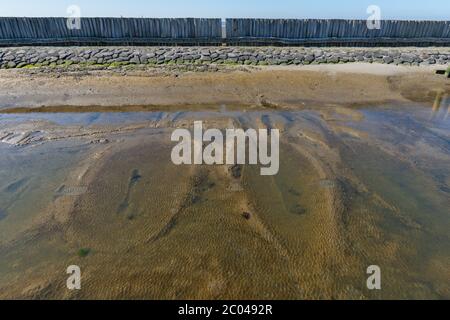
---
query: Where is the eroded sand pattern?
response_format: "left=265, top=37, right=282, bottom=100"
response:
left=0, top=67, right=449, bottom=300
left=0, top=104, right=448, bottom=299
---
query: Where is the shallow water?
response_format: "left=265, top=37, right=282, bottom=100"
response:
left=0, top=100, right=449, bottom=299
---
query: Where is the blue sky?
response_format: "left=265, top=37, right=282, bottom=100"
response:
left=0, top=0, right=449, bottom=20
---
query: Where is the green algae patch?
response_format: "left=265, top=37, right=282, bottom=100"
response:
left=77, top=248, right=91, bottom=258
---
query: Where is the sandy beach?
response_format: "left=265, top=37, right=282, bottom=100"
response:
left=0, top=63, right=448, bottom=110
left=0, top=62, right=449, bottom=300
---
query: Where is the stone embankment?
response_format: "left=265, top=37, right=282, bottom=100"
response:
left=0, top=47, right=449, bottom=69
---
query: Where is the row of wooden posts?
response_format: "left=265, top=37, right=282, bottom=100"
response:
left=0, top=17, right=449, bottom=46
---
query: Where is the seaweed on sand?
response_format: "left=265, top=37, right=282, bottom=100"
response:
left=77, top=248, right=91, bottom=258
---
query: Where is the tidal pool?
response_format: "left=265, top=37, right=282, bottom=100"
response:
left=0, top=100, right=449, bottom=299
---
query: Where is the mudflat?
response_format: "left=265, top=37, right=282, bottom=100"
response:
left=0, top=64, right=449, bottom=299
left=0, top=63, right=448, bottom=109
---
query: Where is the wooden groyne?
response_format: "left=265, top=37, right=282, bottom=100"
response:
left=0, top=17, right=449, bottom=47
left=226, top=19, right=450, bottom=46
left=0, top=17, right=223, bottom=46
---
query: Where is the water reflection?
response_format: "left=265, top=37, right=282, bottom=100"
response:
left=430, top=91, right=449, bottom=122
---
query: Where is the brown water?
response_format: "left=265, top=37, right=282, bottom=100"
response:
left=0, top=101, right=449, bottom=299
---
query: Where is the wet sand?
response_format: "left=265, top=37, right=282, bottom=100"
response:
left=0, top=65, right=449, bottom=300
left=0, top=63, right=448, bottom=110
